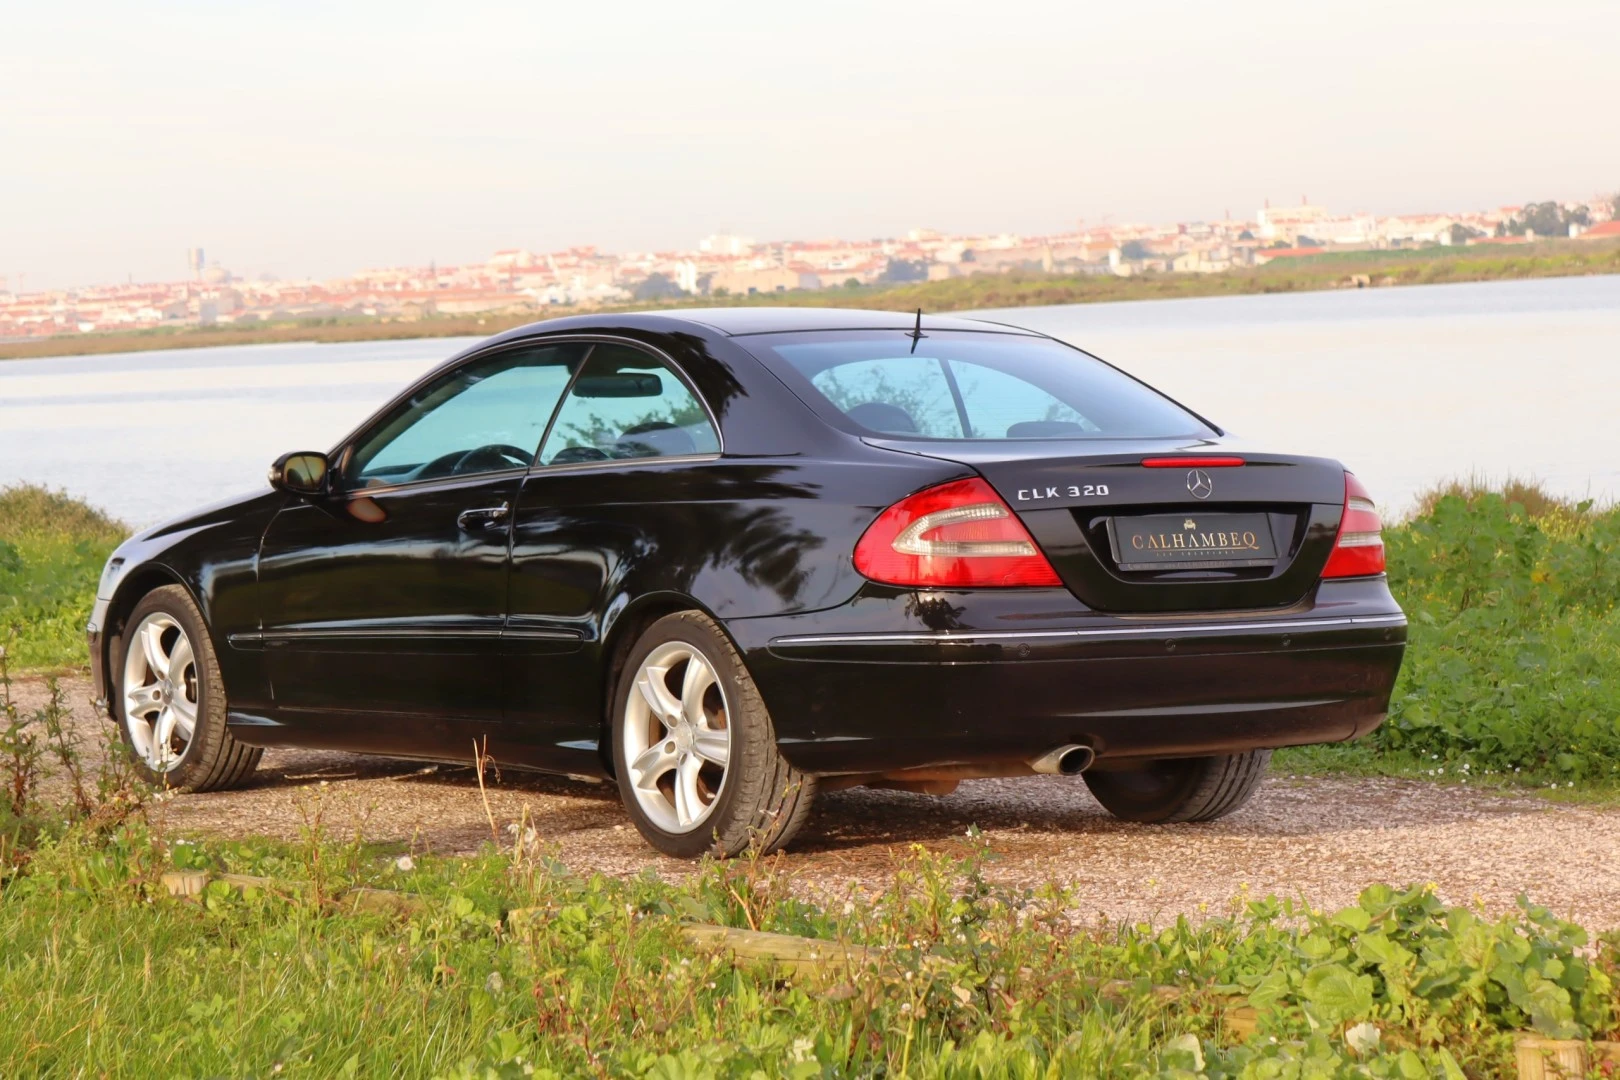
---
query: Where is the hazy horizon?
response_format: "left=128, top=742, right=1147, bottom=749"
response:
left=5, top=0, right=1618, bottom=290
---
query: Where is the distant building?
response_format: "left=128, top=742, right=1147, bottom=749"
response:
left=1574, top=221, right=1620, bottom=241
left=698, top=234, right=755, bottom=257
left=708, top=266, right=820, bottom=295
left=1256, top=203, right=1333, bottom=243
left=674, top=259, right=699, bottom=294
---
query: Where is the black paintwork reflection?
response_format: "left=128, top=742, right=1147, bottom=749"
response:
left=498, top=457, right=961, bottom=764
left=256, top=472, right=518, bottom=754
left=904, top=592, right=967, bottom=631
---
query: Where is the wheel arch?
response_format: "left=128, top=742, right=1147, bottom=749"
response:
left=594, top=590, right=738, bottom=778
left=98, top=564, right=199, bottom=706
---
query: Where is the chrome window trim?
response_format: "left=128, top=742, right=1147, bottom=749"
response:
left=770, top=613, right=1407, bottom=647
left=336, top=466, right=531, bottom=500
left=526, top=453, right=721, bottom=478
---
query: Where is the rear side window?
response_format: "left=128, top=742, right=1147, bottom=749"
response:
left=538, top=344, right=719, bottom=465
left=748, top=330, right=1213, bottom=440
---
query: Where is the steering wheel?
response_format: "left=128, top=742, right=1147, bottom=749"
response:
left=418, top=443, right=533, bottom=479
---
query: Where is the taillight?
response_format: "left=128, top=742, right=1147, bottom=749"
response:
left=1322, top=472, right=1385, bottom=578
left=854, top=477, right=1062, bottom=588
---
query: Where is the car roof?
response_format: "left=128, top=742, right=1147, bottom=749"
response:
left=491, top=306, right=1040, bottom=342
left=659, top=306, right=1038, bottom=336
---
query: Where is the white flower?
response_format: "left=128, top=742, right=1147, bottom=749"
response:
left=789, top=1037, right=815, bottom=1063
left=1345, top=1022, right=1381, bottom=1056
left=395, top=855, right=415, bottom=872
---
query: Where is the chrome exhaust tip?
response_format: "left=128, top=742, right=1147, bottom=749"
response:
left=1029, top=744, right=1094, bottom=776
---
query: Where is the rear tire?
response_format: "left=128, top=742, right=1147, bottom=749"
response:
left=1083, top=750, right=1270, bottom=823
left=115, top=585, right=262, bottom=791
left=612, top=611, right=816, bottom=858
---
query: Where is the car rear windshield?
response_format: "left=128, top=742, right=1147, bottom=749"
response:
left=744, top=330, right=1215, bottom=441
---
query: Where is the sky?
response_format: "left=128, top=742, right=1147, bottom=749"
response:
left=4, top=0, right=1619, bottom=290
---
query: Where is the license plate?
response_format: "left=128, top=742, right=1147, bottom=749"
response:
left=1108, top=513, right=1277, bottom=570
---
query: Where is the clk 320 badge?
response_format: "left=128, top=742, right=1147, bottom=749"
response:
left=1016, top=483, right=1111, bottom=501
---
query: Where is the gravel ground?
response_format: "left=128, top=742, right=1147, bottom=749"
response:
left=14, top=676, right=1620, bottom=931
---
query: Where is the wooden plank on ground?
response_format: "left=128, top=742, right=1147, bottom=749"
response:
left=677, top=923, right=1258, bottom=1038
left=160, top=871, right=424, bottom=914
left=1515, top=1037, right=1620, bottom=1080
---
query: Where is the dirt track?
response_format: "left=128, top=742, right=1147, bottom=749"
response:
left=16, top=676, right=1620, bottom=931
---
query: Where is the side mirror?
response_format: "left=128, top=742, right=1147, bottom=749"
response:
left=269, top=451, right=330, bottom=496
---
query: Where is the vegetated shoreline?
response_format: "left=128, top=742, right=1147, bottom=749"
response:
left=4, top=478, right=1618, bottom=795
left=4, top=238, right=1618, bottom=362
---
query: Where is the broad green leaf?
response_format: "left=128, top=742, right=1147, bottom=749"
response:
left=1301, top=963, right=1375, bottom=1026
left=1330, top=907, right=1372, bottom=933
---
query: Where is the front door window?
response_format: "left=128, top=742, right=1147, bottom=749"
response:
left=348, top=343, right=587, bottom=488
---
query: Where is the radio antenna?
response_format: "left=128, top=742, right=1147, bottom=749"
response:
left=906, top=307, right=926, bottom=353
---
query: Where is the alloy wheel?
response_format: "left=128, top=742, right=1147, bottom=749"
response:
left=121, top=612, right=199, bottom=772
left=621, top=641, right=732, bottom=833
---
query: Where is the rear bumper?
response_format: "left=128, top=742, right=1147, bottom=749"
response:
left=727, top=578, right=1406, bottom=775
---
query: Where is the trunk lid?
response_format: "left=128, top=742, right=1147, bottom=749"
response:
left=866, top=437, right=1347, bottom=613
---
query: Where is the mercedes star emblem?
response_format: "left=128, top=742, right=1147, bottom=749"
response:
left=1187, top=468, right=1213, bottom=499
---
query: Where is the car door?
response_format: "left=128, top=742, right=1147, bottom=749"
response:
left=499, top=341, right=722, bottom=772
left=256, top=340, right=589, bottom=756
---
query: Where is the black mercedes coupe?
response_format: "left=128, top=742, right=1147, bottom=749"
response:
left=89, top=308, right=1405, bottom=856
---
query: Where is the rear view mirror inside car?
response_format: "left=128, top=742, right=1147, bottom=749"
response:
left=573, top=373, right=663, bottom=398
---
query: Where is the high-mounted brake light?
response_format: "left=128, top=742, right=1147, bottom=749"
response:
left=1140, top=456, right=1246, bottom=468
left=1322, top=472, right=1386, bottom=578
left=854, top=477, right=1062, bottom=588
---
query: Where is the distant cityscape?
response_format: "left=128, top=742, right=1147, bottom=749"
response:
left=3, top=193, right=1617, bottom=342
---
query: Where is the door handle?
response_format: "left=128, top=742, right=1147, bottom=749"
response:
left=457, top=501, right=511, bottom=532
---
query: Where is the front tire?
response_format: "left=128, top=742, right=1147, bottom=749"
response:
left=1083, top=750, right=1270, bottom=823
left=115, top=585, right=262, bottom=790
left=612, top=611, right=816, bottom=858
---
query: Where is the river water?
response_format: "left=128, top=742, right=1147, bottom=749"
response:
left=1, top=275, right=1616, bottom=528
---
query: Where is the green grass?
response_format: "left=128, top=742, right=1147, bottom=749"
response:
left=0, top=486, right=128, bottom=671
left=1, top=820, right=1616, bottom=1078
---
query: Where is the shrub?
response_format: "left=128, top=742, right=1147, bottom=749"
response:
left=0, top=484, right=127, bottom=670
left=1377, top=485, right=1620, bottom=784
